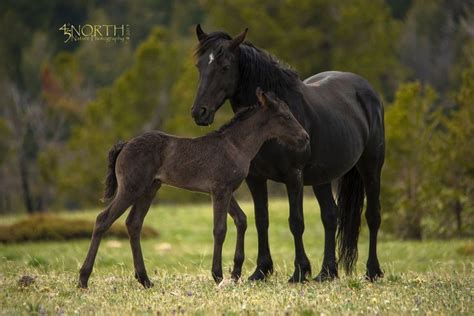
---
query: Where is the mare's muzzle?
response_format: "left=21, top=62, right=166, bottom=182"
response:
left=192, top=105, right=215, bottom=126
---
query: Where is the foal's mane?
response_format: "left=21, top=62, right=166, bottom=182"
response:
left=195, top=32, right=300, bottom=96
left=213, top=105, right=260, bottom=135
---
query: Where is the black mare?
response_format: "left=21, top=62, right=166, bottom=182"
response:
left=191, top=25, right=385, bottom=282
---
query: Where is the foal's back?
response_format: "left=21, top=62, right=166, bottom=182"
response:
left=115, top=131, right=246, bottom=195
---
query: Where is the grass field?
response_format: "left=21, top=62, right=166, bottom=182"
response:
left=1, top=198, right=472, bottom=314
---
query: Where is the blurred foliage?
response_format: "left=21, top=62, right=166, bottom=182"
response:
left=383, top=82, right=439, bottom=239
left=0, top=214, right=158, bottom=243
left=0, top=0, right=472, bottom=239
left=205, top=0, right=404, bottom=97
left=58, top=27, right=182, bottom=206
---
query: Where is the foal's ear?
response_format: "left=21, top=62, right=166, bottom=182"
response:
left=196, top=24, right=208, bottom=42
left=229, top=28, right=248, bottom=51
left=256, top=87, right=268, bottom=107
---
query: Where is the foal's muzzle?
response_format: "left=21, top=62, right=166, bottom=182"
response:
left=295, top=132, right=310, bottom=151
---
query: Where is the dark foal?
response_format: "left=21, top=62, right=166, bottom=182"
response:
left=78, top=88, right=309, bottom=288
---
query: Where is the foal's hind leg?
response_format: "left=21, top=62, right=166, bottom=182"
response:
left=126, top=180, right=161, bottom=288
left=312, top=183, right=338, bottom=281
left=210, top=189, right=232, bottom=283
left=357, top=142, right=384, bottom=281
left=79, top=193, right=135, bottom=288
left=228, top=196, right=247, bottom=281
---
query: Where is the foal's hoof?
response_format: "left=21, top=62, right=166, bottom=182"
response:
left=140, top=279, right=154, bottom=288
left=313, top=268, right=338, bottom=282
left=365, top=267, right=384, bottom=282
left=78, top=276, right=89, bottom=289
left=135, top=273, right=153, bottom=288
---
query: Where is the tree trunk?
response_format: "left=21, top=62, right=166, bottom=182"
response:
left=404, top=213, right=423, bottom=240
left=454, top=199, right=462, bottom=235
left=19, top=156, right=35, bottom=214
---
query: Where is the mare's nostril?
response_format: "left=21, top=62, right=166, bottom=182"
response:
left=200, top=107, right=208, bottom=117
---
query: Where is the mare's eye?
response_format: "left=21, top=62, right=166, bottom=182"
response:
left=222, top=64, right=230, bottom=71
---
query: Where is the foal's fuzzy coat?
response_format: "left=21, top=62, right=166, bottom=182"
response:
left=79, top=89, right=309, bottom=288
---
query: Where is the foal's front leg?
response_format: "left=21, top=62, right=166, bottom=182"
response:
left=228, top=196, right=247, bottom=281
left=211, top=189, right=232, bottom=283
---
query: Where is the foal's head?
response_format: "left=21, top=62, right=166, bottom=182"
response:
left=255, top=88, right=309, bottom=150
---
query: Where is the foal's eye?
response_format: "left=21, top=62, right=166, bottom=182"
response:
left=222, top=64, right=230, bottom=71
left=285, top=114, right=291, bottom=120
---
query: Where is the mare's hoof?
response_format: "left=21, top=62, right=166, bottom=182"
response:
left=231, top=271, right=241, bottom=282
left=288, top=261, right=312, bottom=283
left=288, top=265, right=311, bottom=283
left=313, top=268, right=338, bottom=282
left=288, top=275, right=308, bottom=283
left=248, top=265, right=273, bottom=281
left=365, top=266, right=384, bottom=282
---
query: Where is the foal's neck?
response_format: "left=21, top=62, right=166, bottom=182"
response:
left=222, top=111, right=271, bottom=160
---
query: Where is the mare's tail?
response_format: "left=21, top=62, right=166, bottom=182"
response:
left=336, top=166, right=365, bottom=274
left=103, top=141, right=126, bottom=202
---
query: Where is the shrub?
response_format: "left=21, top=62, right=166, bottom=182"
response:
left=0, top=214, right=158, bottom=243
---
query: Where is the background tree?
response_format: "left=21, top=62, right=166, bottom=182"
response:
left=383, top=82, right=438, bottom=239
left=0, top=0, right=472, bottom=240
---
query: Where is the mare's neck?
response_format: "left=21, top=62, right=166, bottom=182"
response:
left=230, top=45, right=301, bottom=110
left=221, top=111, right=271, bottom=160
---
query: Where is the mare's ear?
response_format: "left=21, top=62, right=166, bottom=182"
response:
left=196, top=24, right=208, bottom=42
left=229, top=28, right=248, bottom=51
left=256, top=87, right=268, bottom=107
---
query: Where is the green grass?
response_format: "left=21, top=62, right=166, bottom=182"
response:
left=1, top=198, right=473, bottom=314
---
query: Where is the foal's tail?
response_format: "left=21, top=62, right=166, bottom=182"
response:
left=103, top=141, right=126, bottom=202
left=336, top=166, right=365, bottom=275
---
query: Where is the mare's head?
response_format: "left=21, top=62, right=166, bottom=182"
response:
left=255, top=88, right=309, bottom=150
left=192, top=24, right=248, bottom=125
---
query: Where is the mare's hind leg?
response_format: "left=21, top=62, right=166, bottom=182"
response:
left=79, top=192, right=135, bottom=288
left=357, top=141, right=384, bottom=281
left=228, top=196, right=247, bottom=281
left=312, top=183, right=338, bottom=281
left=126, top=180, right=161, bottom=288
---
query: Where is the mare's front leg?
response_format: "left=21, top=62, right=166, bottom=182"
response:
left=286, top=169, right=311, bottom=283
left=211, top=189, right=232, bottom=283
left=246, top=176, right=274, bottom=281
left=312, top=183, right=338, bottom=281
left=228, top=196, right=247, bottom=281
